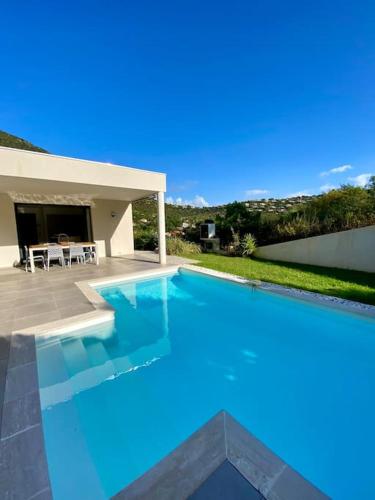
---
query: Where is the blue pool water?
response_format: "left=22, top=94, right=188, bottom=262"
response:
left=36, top=269, right=375, bottom=499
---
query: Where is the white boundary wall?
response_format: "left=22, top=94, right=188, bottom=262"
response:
left=255, top=225, right=375, bottom=273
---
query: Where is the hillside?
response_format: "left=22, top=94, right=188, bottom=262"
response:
left=0, top=130, right=48, bottom=153
left=0, top=130, right=317, bottom=232
left=133, top=197, right=225, bottom=231
left=133, top=194, right=316, bottom=233
left=244, top=195, right=315, bottom=213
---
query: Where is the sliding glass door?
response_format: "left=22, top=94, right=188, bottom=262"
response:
left=15, top=204, right=93, bottom=259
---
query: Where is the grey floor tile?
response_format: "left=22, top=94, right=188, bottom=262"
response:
left=0, top=297, right=17, bottom=309
left=51, top=288, right=83, bottom=300
left=0, top=321, right=14, bottom=336
left=0, top=308, right=15, bottom=323
left=0, top=334, right=11, bottom=361
left=0, top=359, right=8, bottom=426
left=58, top=303, right=93, bottom=319
left=13, top=293, right=55, bottom=308
left=0, top=425, right=50, bottom=499
left=13, top=310, right=61, bottom=331
left=13, top=300, right=57, bottom=320
left=1, top=391, right=41, bottom=439
left=54, top=294, right=90, bottom=309
left=0, top=289, right=25, bottom=300
left=0, top=358, right=7, bottom=380
left=0, top=292, right=35, bottom=305
left=8, top=334, right=36, bottom=368
left=4, top=362, right=38, bottom=403
left=29, top=487, right=53, bottom=500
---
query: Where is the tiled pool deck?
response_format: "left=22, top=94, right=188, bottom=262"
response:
left=2, top=255, right=371, bottom=499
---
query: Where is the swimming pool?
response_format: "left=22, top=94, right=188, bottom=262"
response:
left=36, top=268, right=375, bottom=499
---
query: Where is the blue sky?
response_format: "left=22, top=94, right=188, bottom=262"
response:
left=1, top=1, right=374, bottom=206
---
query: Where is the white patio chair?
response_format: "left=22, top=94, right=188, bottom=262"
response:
left=83, top=246, right=96, bottom=263
left=47, top=245, right=65, bottom=271
left=68, top=245, right=86, bottom=267
left=24, top=246, right=46, bottom=272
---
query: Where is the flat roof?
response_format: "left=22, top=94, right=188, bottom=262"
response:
left=0, top=146, right=166, bottom=201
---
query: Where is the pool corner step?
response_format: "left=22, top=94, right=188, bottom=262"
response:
left=111, top=410, right=329, bottom=500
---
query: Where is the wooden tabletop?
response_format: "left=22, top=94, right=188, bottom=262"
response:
left=29, top=242, right=96, bottom=249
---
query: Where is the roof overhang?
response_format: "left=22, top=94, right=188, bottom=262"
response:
left=0, top=147, right=166, bottom=202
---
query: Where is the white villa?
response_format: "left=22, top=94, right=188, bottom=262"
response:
left=0, top=146, right=167, bottom=268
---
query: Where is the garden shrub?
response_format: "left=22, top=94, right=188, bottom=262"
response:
left=166, top=237, right=201, bottom=256
left=226, top=232, right=242, bottom=256
left=241, top=233, right=257, bottom=256
left=134, top=228, right=158, bottom=250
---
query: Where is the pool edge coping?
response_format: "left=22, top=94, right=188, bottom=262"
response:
left=182, top=263, right=375, bottom=318
left=112, top=410, right=329, bottom=500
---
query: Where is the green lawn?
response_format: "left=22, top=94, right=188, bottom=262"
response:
left=189, top=253, right=375, bottom=306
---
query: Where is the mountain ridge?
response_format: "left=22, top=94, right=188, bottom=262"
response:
left=0, top=130, right=48, bottom=153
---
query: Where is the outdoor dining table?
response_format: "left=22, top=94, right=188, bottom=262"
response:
left=28, top=242, right=99, bottom=273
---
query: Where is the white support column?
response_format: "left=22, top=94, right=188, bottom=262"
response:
left=157, top=191, right=167, bottom=265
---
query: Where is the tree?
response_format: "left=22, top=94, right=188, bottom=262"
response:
left=367, top=176, right=375, bottom=200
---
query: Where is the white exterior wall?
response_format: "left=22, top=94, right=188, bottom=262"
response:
left=0, top=194, right=20, bottom=267
left=91, top=200, right=134, bottom=258
left=0, top=196, right=135, bottom=267
left=255, top=225, right=375, bottom=273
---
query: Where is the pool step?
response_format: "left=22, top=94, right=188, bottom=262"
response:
left=37, top=339, right=74, bottom=409
left=62, top=337, right=118, bottom=394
